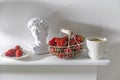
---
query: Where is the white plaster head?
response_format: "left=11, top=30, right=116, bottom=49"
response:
left=27, top=18, right=49, bottom=54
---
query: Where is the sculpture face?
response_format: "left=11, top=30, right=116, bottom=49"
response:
left=27, top=18, right=49, bottom=54
left=30, top=26, right=40, bottom=39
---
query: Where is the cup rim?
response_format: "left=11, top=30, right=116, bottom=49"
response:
left=86, top=36, right=107, bottom=42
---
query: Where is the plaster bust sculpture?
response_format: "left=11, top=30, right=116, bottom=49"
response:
left=27, top=18, right=49, bottom=54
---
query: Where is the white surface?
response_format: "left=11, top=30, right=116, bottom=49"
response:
left=0, top=52, right=110, bottom=65
left=0, top=66, right=97, bottom=80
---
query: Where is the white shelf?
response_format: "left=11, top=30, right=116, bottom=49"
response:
left=0, top=51, right=110, bottom=66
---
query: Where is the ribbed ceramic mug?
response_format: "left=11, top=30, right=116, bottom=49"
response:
left=86, top=37, right=107, bottom=60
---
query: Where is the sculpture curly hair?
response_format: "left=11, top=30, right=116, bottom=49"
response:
left=27, top=18, right=48, bottom=31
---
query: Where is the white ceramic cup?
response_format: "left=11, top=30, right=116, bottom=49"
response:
left=86, top=37, right=107, bottom=60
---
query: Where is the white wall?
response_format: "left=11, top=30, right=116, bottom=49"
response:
left=0, top=0, right=120, bottom=80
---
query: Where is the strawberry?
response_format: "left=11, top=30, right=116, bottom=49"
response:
left=55, top=38, right=60, bottom=43
left=49, top=37, right=56, bottom=46
left=63, top=36, right=68, bottom=41
left=5, top=49, right=15, bottom=57
left=75, top=45, right=80, bottom=51
left=60, top=39, right=66, bottom=46
left=15, top=45, right=21, bottom=50
left=64, top=48, right=72, bottom=53
left=70, top=38, right=76, bottom=45
left=77, top=35, right=84, bottom=42
left=56, top=40, right=60, bottom=46
left=55, top=38, right=60, bottom=46
left=74, top=34, right=79, bottom=40
left=58, top=53, right=64, bottom=58
left=50, top=48, right=56, bottom=53
left=49, top=40, right=55, bottom=46
left=15, top=49, right=23, bottom=57
left=74, top=35, right=84, bottom=43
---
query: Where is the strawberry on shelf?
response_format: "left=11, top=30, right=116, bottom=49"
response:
left=16, top=49, right=23, bottom=57
left=5, top=49, right=15, bottom=57
left=15, top=45, right=22, bottom=51
left=5, top=45, right=23, bottom=57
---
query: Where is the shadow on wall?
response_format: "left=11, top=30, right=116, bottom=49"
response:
left=47, top=11, right=117, bottom=42
left=47, top=20, right=104, bottom=41
left=0, top=1, right=115, bottom=39
left=0, top=1, right=118, bottom=47
left=0, top=1, right=104, bottom=42
left=47, top=11, right=103, bottom=40
left=0, top=1, right=54, bottom=38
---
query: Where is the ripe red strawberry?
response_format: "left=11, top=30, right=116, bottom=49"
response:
left=16, top=49, right=23, bottom=57
left=59, top=39, right=65, bottom=46
left=74, top=34, right=79, bottom=40
left=58, top=53, right=64, bottom=58
left=64, top=40, right=68, bottom=46
left=50, top=48, right=56, bottom=53
left=64, top=48, right=72, bottom=53
left=75, top=45, right=80, bottom=51
left=77, top=35, right=84, bottom=42
left=70, top=38, right=76, bottom=45
left=49, top=37, right=56, bottom=46
left=74, top=35, right=84, bottom=43
left=56, top=40, right=61, bottom=46
left=15, top=45, right=21, bottom=50
left=49, top=40, right=55, bottom=46
left=55, top=38, right=60, bottom=43
left=63, top=36, right=68, bottom=41
left=5, top=49, right=15, bottom=57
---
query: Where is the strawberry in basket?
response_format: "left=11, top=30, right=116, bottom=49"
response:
left=48, top=29, right=85, bottom=59
left=74, top=35, right=85, bottom=43
left=55, top=38, right=67, bottom=46
left=48, top=37, right=56, bottom=46
left=70, top=38, right=76, bottom=45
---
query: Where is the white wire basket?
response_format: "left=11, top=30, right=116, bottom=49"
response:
left=48, top=29, right=85, bottom=59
